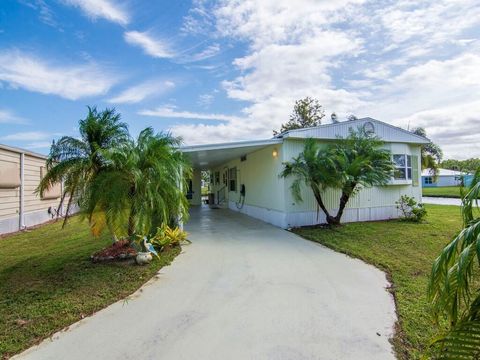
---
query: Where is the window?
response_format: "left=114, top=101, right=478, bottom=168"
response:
left=229, top=167, right=237, bottom=192
left=393, top=154, right=412, bottom=180
left=215, top=171, right=220, bottom=185
left=425, top=176, right=433, bottom=184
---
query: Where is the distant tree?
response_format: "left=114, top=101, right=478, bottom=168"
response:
left=281, top=127, right=394, bottom=225
left=411, top=127, right=443, bottom=176
left=274, top=97, right=325, bottom=135
left=442, top=158, right=480, bottom=173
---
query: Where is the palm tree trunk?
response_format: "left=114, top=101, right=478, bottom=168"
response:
left=331, top=182, right=357, bottom=225
left=62, top=182, right=77, bottom=229
left=311, top=186, right=336, bottom=225
left=128, top=205, right=136, bottom=238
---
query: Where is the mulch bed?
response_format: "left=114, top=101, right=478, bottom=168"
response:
left=91, top=240, right=137, bottom=262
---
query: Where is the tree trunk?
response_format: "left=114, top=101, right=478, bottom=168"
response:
left=62, top=182, right=77, bottom=229
left=311, top=186, right=336, bottom=225
left=331, top=182, right=357, bottom=225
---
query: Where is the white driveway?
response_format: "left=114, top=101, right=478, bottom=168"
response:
left=15, top=207, right=396, bottom=360
left=422, top=196, right=462, bottom=206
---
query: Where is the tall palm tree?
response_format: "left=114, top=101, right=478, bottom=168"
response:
left=37, top=107, right=129, bottom=227
left=428, top=168, right=480, bottom=357
left=281, top=128, right=394, bottom=225
left=86, top=128, right=191, bottom=239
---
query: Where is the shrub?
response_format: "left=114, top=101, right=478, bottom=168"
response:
left=396, top=195, right=427, bottom=222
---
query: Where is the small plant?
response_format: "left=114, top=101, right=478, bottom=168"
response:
left=164, top=226, right=189, bottom=245
left=396, top=195, right=427, bottom=222
left=149, top=224, right=190, bottom=251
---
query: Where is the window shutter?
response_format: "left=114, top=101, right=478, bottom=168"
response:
left=412, top=155, right=419, bottom=186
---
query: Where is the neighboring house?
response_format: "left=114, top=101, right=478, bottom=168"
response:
left=182, top=118, right=428, bottom=228
left=0, top=144, right=65, bottom=235
left=422, top=168, right=472, bottom=187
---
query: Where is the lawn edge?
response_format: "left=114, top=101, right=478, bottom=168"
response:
left=6, top=246, right=181, bottom=359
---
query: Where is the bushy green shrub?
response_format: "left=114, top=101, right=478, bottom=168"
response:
left=395, top=195, right=427, bottom=222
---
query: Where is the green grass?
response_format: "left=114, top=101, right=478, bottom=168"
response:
left=293, top=204, right=463, bottom=360
left=0, top=217, right=180, bottom=359
left=422, top=186, right=462, bottom=198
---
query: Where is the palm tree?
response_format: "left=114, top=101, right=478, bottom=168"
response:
left=281, top=128, right=394, bottom=225
left=428, top=168, right=480, bottom=357
left=86, top=128, right=191, bottom=240
left=411, top=127, right=443, bottom=177
left=37, top=107, right=129, bottom=228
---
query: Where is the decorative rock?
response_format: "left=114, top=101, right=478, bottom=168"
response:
left=136, top=252, right=153, bottom=265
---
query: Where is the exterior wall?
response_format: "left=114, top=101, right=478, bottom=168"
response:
left=209, top=144, right=286, bottom=227
left=281, top=139, right=423, bottom=228
left=422, top=175, right=462, bottom=187
left=0, top=146, right=68, bottom=235
left=205, top=138, right=422, bottom=229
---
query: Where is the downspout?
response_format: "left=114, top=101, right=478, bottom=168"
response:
left=19, top=152, right=25, bottom=230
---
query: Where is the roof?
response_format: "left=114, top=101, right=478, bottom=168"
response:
left=0, top=143, right=48, bottom=160
left=181, top=117, right=430, bottom=169
left=181, top=138, right=282, bottom=168
left=275, top=117, right=430, bottom=144
left=422, top=168, right=468, bottom=177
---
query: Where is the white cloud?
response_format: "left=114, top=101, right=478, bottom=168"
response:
left=139, top=106, right=243, bottom=122
left=63, top=0, right=129, bottom=25
left=197, top=94, right=214, bottom=107
left=25, top=141, right=53, bottom=149
left=188, top=44, right=221, bottom=62
left=124, top=31, right=173, bottom=58
left=0, top=50, right=118, bottom=100
left=0, top=131, right=53, bottom=141
left=174, top=0, right=480, bottom=158
left=0, top=109, right=27, bottom=124
left=108, top=79, right=175, bottom=104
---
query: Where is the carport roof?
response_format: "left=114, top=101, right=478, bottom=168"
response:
left=181, top=138, right=282, bottom=169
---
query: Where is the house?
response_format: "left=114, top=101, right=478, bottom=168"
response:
left=0, top=144, right=65, bottom=235
left=181, top=117, right=429, bottom=228
left=422, top=168, right=472, bottom=187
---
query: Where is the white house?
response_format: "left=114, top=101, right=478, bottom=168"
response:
left=422, top=168, right=471, bottom=187
left=182, top=118, right=428, bottom=228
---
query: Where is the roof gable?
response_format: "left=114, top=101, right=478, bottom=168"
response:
left=277, top=117, right=429, bottom=144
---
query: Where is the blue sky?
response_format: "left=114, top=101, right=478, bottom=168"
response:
left=1, top=0, right=480, bottom=159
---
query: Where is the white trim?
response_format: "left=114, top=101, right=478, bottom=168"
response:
left=181, top=138, right=283, bottom=153
left=228, top=201, right=287, bottom=228
left=0, top=143, right=48, bottom=160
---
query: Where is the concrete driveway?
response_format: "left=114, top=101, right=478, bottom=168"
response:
left=15, top=207, right=396, bottom=360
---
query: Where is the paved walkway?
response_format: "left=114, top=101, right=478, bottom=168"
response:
left=422, top=196, right=462, bottom=206
left=15, top=207, right=396, bottom=360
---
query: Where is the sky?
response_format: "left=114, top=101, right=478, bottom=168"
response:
left=0, top=0, right=479, bottom=159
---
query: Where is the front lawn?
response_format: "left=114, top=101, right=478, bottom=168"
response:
left=0, top=217, right=180, bottom=359
left=422, top=186, right=461, bottom=198
left=294, top=204, right=462, bottom=360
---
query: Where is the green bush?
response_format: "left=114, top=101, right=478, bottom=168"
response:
left=396, top=195, right=427, bottom=222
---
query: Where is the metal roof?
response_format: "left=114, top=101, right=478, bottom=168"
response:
left=275, top=117, right=430, bottom=144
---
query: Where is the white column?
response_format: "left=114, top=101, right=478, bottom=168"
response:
left=178, top=166, right=184, bottom=231
left=19, top=152, right=25, bottom=230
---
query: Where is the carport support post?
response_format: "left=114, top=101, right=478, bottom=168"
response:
left=178, top=165, right=184, bottom=231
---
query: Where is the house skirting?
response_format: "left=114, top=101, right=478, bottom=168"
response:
left=0, top=206, right=79, bottom=236
left=228, top=201, right=399, bottom=229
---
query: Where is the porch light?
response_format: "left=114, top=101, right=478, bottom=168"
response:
left=272, top=148, right=278, bottom=158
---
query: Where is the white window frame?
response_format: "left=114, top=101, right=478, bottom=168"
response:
left=392, top=154, right=413, bottom=183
